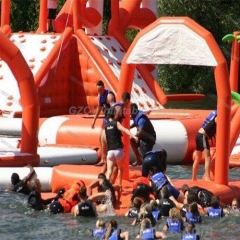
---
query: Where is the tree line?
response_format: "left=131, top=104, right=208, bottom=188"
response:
left=6, top=0, right=240, bottom=93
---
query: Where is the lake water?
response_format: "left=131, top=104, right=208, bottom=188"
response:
left=1, top=164, right=240, bottom=240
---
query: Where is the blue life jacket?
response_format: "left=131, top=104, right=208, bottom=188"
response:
left=92, top=227, right=106, bottom=238
left=111, top=102, right=125, bottom=122
left=133, top=110, right=145, bottom=126
left=108, top=229, right=119, bottom=240
left=99, top=89, right=115, bottom=115
left=152, top=210, right=161, bottom=221
left=201, top=110, right=217, bottom=138
left=141, top=228, right=154, bottom=240
left=151, top=172, right=168, bottom=191
left=185, top=212, right=201, bottom=223
left=167, top=218, right=182, bottom=232
left=207, top=207, right=222, bottom=218
left=182, top=233, right=197, bottom=240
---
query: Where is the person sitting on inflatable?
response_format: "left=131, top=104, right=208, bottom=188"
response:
left=73, top=185, right=97, bottom=217
left=131, top=176, right=154, bottom=203
left=87, top=173, right=121, bottom=212
left=49, top=180, right=85, bottom=214
left=9, top=164, right=41, bottom=195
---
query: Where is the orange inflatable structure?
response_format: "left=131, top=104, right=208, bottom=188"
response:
left=0, top=0, right=240, bottom=208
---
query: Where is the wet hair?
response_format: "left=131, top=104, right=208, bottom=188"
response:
left=169, top=207, right=181, bottom=220
left=122, top=92, right=131, bottom=103
left=150, top=200, right=158, bottom=211
left=189, top=202, right=199, bottom=215
left=211, top=195, right=220, bottom=208
left=140, top=218, right=152, bottom=236
left=96, top=218, right=106, bottom=228
left=161, top=186, right=170, bottom=199
left=96, top=80, right=104, bottom=87
left=103, top=219, right=118, bottom=240
left=181, top=184, right=190, bottom=195
left=132, top=197, right=143, bottom=208
left=79, top=186, right=87, bottom=199
left=187, top=192, right=197, bottom=204
left=11, top=173, right=20, bottom=185
left=130, top=103, right=138, bottom=115
left=49, top=201, right=64, bottom=214
left=98, top=173, right=106, bottom=180
left=184, top=222, right=196, bottom=234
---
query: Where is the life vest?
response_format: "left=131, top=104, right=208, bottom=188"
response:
left=152, top=210, right=161, bottom=221
left=201, top=110, right=217, bottom=138
left=141, top=228, right=154, bottom=240
left=127, top=207, right=140, bottom=218
left=105, top=120, right=123, bottom=150
left=99, top=89, right=115, bottom=115
left=150, top=172, right=168, bottom=192
left=58, top=181, right=83, bottom=213
left=182, top=233, right=198, bottom=240
left=185, top=212, right=201, bottom=223
left=181, top=204, right=189, bottom=217
left=108, top=229, right=120, bottom=240
left=207, top=207, right=223, bottom=218
left=133, top=110, right=146, bottom=126
left=167, top=218, right=182, bottom=233
left=77, top=200, right=96, bottom=217
left=12, top=180, right=31, bottom=195
left=92, top=227, right=106, bottom=238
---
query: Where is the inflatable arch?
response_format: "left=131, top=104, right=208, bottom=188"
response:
left=0, top=32, right=39, bottom=166
left=118, top=17, right=230, bottom=186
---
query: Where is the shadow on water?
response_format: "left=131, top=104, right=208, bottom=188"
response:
left=0, top=165, right=240, bottom=239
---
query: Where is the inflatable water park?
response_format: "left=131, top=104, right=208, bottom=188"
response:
left=0, top=0, right=240, bottom=213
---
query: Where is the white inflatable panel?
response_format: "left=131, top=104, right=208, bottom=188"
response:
left=130, top=120, right=188, bottom=164
left=0, top=167, right=52, bottom=192
left=231, top=145, right=240, bottom=155
left=38, top=116, right=69, bottom=146
left=0, top=137, right=20, bottom=149
left=38, top=146, right=98, bottom=166
left=0, top=118, right=22, bottom=136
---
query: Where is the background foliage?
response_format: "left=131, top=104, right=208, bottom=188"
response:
left=6, top=0, right=240, bottom=94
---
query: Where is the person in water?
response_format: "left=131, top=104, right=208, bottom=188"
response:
left=9, top=164, right=41, bottom=194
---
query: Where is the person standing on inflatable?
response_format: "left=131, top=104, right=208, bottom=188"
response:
left=192, top=110, right=217, bottom=181
left=130, top=103, right=156, bottom=166
left=91, top=80, right=116, bottom=167
left=47, top=0, right=57, bottom=32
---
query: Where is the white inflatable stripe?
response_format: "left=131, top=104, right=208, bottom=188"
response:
left=38, top=116, right=69, bottom=146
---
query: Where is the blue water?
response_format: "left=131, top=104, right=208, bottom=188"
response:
left=1, top=164, right=240, bottom=239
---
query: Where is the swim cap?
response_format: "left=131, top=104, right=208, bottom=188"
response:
left=49, top=201, right=64, bottom=214
left=11, top=173, right=20, bottom=185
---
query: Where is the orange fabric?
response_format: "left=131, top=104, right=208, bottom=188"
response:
left=132, top=176, right=150, bottom=190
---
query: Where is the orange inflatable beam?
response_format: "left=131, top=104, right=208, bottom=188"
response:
left=35, top=27, right=73, bottom=87
left=229, top=31, right=240, bottom=92
left=54, top=0, right=101, bottom=33
left=1, top=0, right=10, bottom=28
left=37, top=0, right=48, bottom=33
left=119, top=17, right=230, bottom=185
left=75, top=29, right=119, bottom=91
left=0, top=32, right=40, bottom=156
left=0, top=24, right=11, bottom=36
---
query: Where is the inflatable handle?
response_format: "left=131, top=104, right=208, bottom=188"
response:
left=231, top=91, right=240, bottom=105
left=222, top=34, right=235, bottom=43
